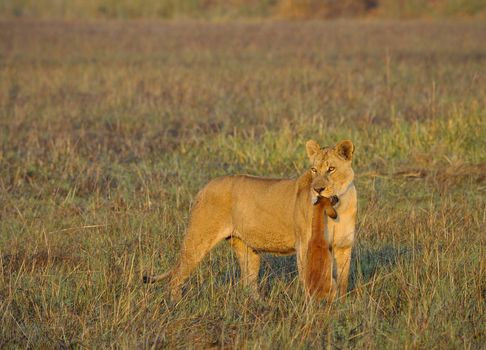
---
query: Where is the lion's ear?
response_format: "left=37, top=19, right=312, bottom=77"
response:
left=335, top=140, right=354, bottom=161
left=306, top=140, right=321, bottom=160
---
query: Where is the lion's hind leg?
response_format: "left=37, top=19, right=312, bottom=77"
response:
left=167, top=199, right=232, bottom=300
left=228, top=237, right=261, bottom=296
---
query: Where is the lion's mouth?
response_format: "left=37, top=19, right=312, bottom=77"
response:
left=330, top=195, right=339, bottom=206
left=311, top=194, right=339, bottom=206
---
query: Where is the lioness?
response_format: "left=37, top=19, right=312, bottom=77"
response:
left=144, top=140, right=357, bottom=299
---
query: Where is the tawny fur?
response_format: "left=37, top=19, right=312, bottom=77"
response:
left=305, top=196, right=337, bottom=301
left=144, top=140, right=357, bottom=300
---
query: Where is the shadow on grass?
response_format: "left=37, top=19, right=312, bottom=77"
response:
left=258, top=255, right=299, bottom=297
left=207, top=243, right=411, bottom=297
left=214, top=253, right=298, bottom=295
left=261, top=255, right=298, bottom=283
left=253, top=244, right=412, bottom=293
left=349, top=244, right=412, bottom=290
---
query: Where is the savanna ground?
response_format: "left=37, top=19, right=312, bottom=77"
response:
left=0, top=19, right=485, bottom=349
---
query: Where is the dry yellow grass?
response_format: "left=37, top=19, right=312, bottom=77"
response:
left=0, top=19, right=485, bottom=348
left=0, top=0, right=485, bottom=19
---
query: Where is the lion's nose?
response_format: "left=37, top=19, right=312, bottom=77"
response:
left=314, top=186, right=325, bottom=193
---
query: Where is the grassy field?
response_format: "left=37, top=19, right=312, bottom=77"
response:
left=0, top=19, right=485, bottom=348
left=1, top=0, right=486, bottom=19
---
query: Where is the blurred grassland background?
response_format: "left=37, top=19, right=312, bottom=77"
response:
left=0, top=1, right=485, bottom=349
left=1, top=0, right=486, bottom=19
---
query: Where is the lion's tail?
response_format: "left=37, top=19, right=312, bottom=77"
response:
left=142, top=270, right=172, bottom=284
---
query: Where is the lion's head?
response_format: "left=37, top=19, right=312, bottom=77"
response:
left=306, top=139, right=355, bottom=204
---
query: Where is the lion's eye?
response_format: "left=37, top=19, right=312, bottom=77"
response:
left=311, top=167, right=318, bottom=174
left=328, top=167, right=336, bottom=173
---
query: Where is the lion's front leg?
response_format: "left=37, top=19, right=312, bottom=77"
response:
left=333, top=246, right=352, bottom=296
left=295, top=240, right=308, bottom=287
left=331, top=218, right=355, bottom=297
